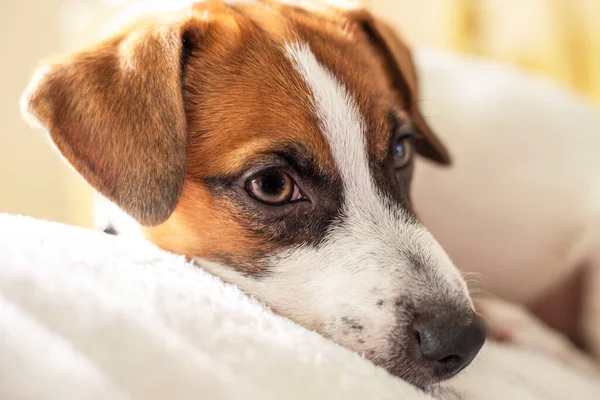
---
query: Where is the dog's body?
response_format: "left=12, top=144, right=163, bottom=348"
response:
left=411, top=51, right=600, bottom=357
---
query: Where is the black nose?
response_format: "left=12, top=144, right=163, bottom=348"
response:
left=414, top=312, right=486, bottom=379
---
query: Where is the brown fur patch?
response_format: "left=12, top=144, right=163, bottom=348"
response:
left=183, top=8, right=335, bottom=180
left=146, top=3, right=340, bottom=272
left=145, top=180, right=273, bottom=272
left=23, top=17, right=192, bottom=226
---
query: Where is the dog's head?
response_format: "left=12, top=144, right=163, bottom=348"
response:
left=22, top=0, right=484, bottom=388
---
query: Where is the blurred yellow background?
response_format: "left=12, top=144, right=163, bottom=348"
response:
left=1, top=0, right=599, bottom=228
left=370, top=0, right=600, bottom=104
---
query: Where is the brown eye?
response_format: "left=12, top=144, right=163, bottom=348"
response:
left=246, top=170, right=298, bottom=205
left=392, top=135, right=413, bottom=169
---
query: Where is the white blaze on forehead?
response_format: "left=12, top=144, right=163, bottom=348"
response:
left=284, top=42, right=373, bottom=201
left=284, top=41, right=412, bottom=234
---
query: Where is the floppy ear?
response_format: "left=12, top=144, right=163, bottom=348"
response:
left=352, top=10, right=451, bottom=165
left=21, top=14, right=201, bottom=226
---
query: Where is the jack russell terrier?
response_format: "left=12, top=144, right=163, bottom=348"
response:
left=27, top=0, right=598, bottom=389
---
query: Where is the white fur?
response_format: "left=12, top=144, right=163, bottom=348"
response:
left=196, top=42, right=471, bottom=362
left=413, top=48, right=600, bottom=302
left=413, top=48, right=600, bottom=358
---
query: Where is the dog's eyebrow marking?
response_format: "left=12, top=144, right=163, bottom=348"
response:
left=201, top=145, right=333, bottom=189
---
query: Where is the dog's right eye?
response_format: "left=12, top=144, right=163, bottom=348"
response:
left=246, top=170, right=303, bottom=205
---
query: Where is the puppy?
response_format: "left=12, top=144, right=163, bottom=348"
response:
left=21, top=0, right=485, bottom=388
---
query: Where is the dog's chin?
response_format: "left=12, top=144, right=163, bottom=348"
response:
left=384, top=359, right=463, bottom=391
left=373, top=353, right=442, bottom=390
left=374, top=360, right=460, bottom=392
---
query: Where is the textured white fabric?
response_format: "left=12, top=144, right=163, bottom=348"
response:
left=1, top=214, right=599, bottom=399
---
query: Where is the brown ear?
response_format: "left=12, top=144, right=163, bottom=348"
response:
left=21, top=14, right=202, bottom=226
left=351, top=10, right=451, bottom=165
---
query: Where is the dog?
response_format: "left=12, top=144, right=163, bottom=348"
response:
left=87, top=0, right=600, bottom=376
left=21, top=0, right=485, bottom=389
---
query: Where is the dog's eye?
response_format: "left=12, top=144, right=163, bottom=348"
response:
left=246, top=170, right=303, bottom=205
left=391, top=134, right=413, bottom=169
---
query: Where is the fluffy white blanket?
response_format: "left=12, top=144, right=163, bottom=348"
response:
left=0, top=213, right=599, bottom=400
